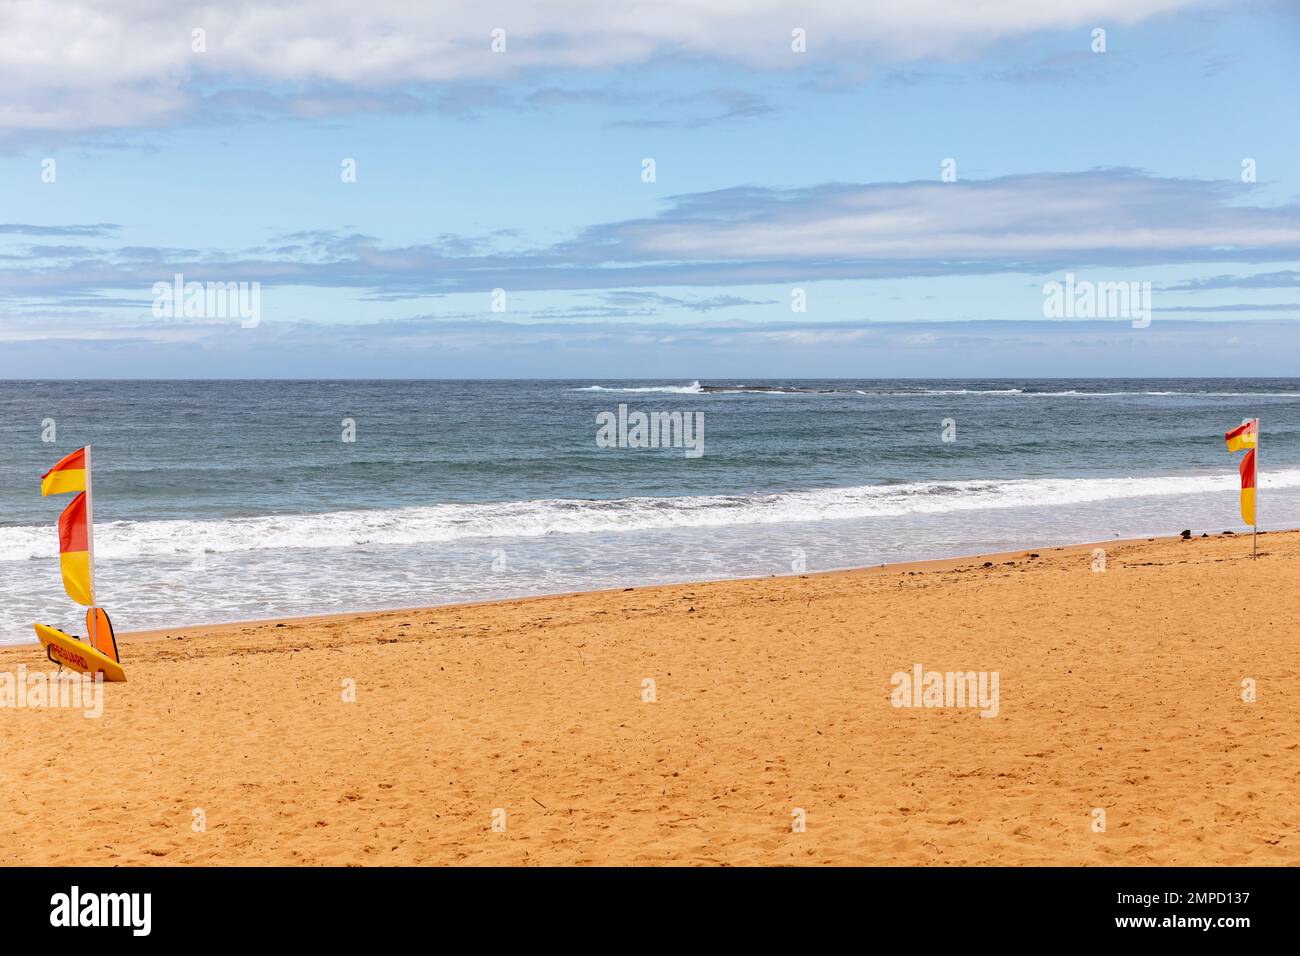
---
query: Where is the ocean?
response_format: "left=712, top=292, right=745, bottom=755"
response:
left=1, top=378, right=1297, bottom=644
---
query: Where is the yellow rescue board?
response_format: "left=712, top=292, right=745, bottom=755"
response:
left=34, top=623, right=126, bottom=682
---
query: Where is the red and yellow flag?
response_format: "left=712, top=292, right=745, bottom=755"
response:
left=1237, top=449, right=1257, bottom=526
left=1225, top=419, right=1258, bottom=453
left=58, top=491, right=95, bottom=605
left=41, top=447, right=88, bottom=496
left=1225, top=419, right=1258, bottom=526
left=41, top=446, right=95, bottom=605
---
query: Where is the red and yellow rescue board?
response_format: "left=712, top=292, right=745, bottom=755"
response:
left=34, top=623, right=126, bottom=682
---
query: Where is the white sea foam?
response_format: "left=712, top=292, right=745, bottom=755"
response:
left=1024, top=390, right=1300, bottom=397
left=572, top=381, right=705, bottom=394
left=4, top=470, right=1298, bottom=562
left=570, top=383, right=1299, bottom=398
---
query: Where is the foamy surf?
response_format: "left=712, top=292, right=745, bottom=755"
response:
left=570, top=382, right=1300, bottom=397
left=573, top=381, right=705, bottom=394
left=5, top=469, right=1300, bottom=561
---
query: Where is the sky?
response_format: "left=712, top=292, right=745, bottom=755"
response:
left=0, top=0, right=1297, bottom=378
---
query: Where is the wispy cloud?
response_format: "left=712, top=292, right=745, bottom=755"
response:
left=0, top=224, right=120, bottom=238
left=1155, top=303, right=1299, bottom=312
left=1163, top=270, right=1300, bottom=290
left=595, top=291, right=778, bottom=313
left=605, top=89, right=774, bottom=129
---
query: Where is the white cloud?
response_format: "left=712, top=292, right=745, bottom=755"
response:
left=599, top=172, right=1300, bottom=267
left=3, top=171, right=1296, bottom=299
left=2, top=0, right=1212, bottom=134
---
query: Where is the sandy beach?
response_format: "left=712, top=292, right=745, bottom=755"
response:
left=2, top=530, right=1296, bottom=866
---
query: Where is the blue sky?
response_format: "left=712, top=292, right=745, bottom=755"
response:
left=0, top=0, right=1297, bottom=378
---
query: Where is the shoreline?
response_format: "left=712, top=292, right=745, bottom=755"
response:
left=7, top=455, right=1297, bottom=649
left=51, top=527, right=1273, bottom=650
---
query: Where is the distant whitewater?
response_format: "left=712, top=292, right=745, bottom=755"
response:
left=574, top=381, right=1300, bottom=397
left=1, top=378, right=1297, bottom=642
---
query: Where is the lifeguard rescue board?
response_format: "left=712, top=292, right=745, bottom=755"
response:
left=34, top=623, right=126, bottom=682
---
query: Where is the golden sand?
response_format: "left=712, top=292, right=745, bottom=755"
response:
left=1, top=531, right=1296, bottom=866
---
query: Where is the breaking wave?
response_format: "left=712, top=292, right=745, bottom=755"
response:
left=5, top=469, right=1300, bottom=561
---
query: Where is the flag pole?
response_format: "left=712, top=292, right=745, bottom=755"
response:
left=1225, top=418, right=1260, bottom=560
left=85, top=445, right=98, bottom=624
